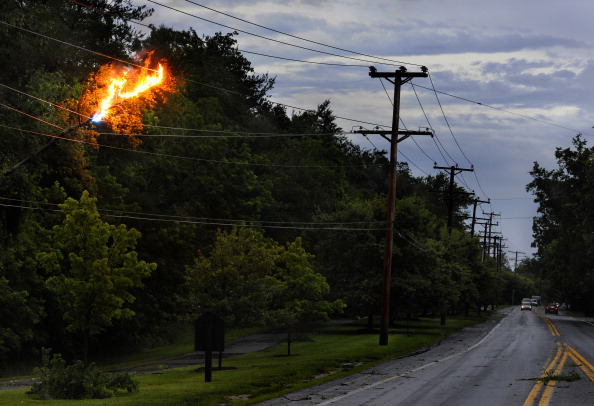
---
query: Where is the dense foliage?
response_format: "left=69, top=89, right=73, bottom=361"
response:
left=527, top=135, right=594, bottom=314
left=0, top=0, right=515, bottom=376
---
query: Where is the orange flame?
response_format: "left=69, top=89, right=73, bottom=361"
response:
left=91, top=57, right=166, bottom=123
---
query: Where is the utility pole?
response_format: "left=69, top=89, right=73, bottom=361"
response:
left=433, top=165, right=474, bottom=234
left=481, top=222, right=489, bottom=261
left=499, top=237, right=507, bottom=269
left=483, top=211, right=500, bottom=259
left=510, top=251, right=525, bottom=272
left=355, top=65, right=429, bottom=346
left=496, top=238, right=507, bottom=271
left=470, top=198, right=490, bottom=237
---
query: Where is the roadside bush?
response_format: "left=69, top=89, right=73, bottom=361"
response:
left=27, top=348, right=139, bottom=399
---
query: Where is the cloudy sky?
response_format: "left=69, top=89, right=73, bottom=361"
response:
left=135, top=0, right=594, bottom=263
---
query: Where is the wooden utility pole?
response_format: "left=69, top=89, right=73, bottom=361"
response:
left=470, top=198, right=490, bottom=237
left=510, top=251, right=525, bottom=272
left=354, top=66, right=428, bottom=346
left=433, top=165, right=474, bottom=234
left=482, top=211, right=500, bottom=259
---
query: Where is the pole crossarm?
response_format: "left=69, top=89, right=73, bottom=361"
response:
left=354, top=129, right=433, bottom=143
left=432, top=165, right=474, bottom=234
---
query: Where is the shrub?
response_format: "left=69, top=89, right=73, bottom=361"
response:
left=27, top=348, right=139, bottom=399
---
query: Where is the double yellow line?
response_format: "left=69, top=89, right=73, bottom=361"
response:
left=523, top=312, right=594, bottom=406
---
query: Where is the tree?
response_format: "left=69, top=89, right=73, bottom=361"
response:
left=185, top=227, right=344, bottom=339
left=37, top=191, right=156, bottom=364
left=312, top=196, right=384, bottom=329
left=527, top=135, right=594, bottom=314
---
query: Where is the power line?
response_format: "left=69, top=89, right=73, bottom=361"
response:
left=177, top=0, right=423, bottom=68
left=0, top=196, right=388, bottom=231
left=0, top=80, right=348, bottom=138
left=0, top=19, right=390, bottom=129
left=0, top=119, right=384, bottom=170
left=65, top=0, right=369, bottom=68
left=237, top=49, right=367, bottom=67
left=426, top=73, right=474, bottom=166
left=411, top=82, right=594, bottom=137
left=409, top=83, right=454, bottom=165
left=143, top=0, right=413, bottom=68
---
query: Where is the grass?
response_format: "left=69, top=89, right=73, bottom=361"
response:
left=538, top=370, right=581, bottom=383
left=0, top=314, right=487, bottom=406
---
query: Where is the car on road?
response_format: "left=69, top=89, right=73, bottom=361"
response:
left=521, top=300, right=532, bottom=311
left=531, top=295, right=542, bottom=306
left=545, top=303, right=559, bottom=315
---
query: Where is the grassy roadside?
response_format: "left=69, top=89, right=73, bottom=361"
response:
left=0, top=314, right=488, bottom=406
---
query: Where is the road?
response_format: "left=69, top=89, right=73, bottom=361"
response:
left=258, top=306, right=594, bottom=406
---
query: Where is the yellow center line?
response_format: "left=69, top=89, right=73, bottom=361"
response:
left=539, top=350, right=569, bottom=406
left=523, top=343, right=564, bottom=406
left=523, top=313, right=594, bottom=405
left=565, top=344, right=594, bottom=382
left=539, top=312, right=560, bottom=336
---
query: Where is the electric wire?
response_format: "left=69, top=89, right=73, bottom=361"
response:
left=1, top=10, right=539, bottom=250
left=427, top=73, right=474, bottom=166
left=376, top=78, right=433, bottom=176
left=0, top=120, right=375, bottom=169
left=0, top=85, right=392, bottom=171
left=0, top=197, right=443, bottom=256
left=143, top=0, right=413, bottom=68
left=0, top=83, right=85, bottom=120
left=0, top=81, right=341, bottom=138
left=149, top=0, right=498, bottom=209
left=408, top=81, right=480, bottom=195
left=66, top=0, right=370, bottom=68
left=409, top=83, right=453, bottom=166
left=0, top=196, right=389, bottom=231
left=178, top=0, right=424, bottom=68
left=0, top=19, right=390, bottom=129
left=425, top=74, right=491, bottom=199
left=0, top=102, right=66, bottom=131
left=411, top=83, right=594, bottom=137
left=237, top=49, right=368, bottom=67
left=3, top=16, right=588, bottom=140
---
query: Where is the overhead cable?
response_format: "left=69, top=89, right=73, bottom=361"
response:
left=179, top=0, right=424, bottom=67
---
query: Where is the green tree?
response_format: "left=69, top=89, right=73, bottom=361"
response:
left=527, top=135, right=594, bottom=313
left=312, top=196, right=384, bottom=329
left=37, top=191, right=156, bottom=364
left=185, top=227, right=343, bottom=335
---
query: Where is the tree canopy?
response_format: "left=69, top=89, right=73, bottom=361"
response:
left=37, top=191, right=155, bottom=363
left=0, top=1, right=511, bottom=371
left=527, top=135, right=594, bottom=314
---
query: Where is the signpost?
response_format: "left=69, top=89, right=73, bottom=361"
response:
left=195, top=309, right=225, bottom=382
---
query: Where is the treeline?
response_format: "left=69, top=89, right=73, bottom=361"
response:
left=0, top=0, right=530, bottom=371
left=526, top=135, right=594, bottom=315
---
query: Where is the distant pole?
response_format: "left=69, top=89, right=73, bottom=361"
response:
left=511, top=251, right=525, bottom=272
left=356, top=66, right=429, bottom=346
left=471, top=198, right=489, bottom=237
left=433, top=165, right=474, bottom=234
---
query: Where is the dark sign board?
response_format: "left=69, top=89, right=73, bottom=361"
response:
left=195, top=311, right=225, bottom=352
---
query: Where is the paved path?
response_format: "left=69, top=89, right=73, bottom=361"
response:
left=0, top=320, right=350, bottom=391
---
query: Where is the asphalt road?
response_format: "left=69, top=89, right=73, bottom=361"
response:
left=257, top=307, right=594, bottom=406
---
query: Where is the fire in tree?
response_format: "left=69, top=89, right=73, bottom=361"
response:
left=80, top=52, right=173, bottom=146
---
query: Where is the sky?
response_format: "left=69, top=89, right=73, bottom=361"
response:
left=133, top=0, right=594, bottom=264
